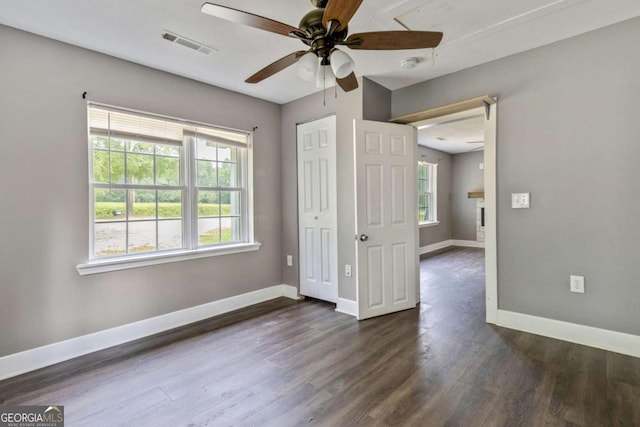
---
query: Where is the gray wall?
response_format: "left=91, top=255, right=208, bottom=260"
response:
left=0, top=25, right=282, bottom=356
left=392, top=17, right=640, bottom=336
left=418, top=146, right=452, bottom=247
left=451, top=151, right=484, bottom=241
left=362, top=77, right=391, bottom=122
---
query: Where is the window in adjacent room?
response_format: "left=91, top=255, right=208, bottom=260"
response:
left=88, top=104, right=254, bottom=260
left=418, top=161, right=437, bottom=224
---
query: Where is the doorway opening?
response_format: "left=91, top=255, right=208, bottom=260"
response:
left=402, top=99, right=497, bottom=323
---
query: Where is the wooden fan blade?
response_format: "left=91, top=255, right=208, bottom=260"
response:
left=245, top=51, right=308, bottom=84
left=346, top=31, right=443, bottom=50
left=322, top=0, right=364, bottom=31
left=201, top=3, right=302, bottom=38
left=336, top=72, right=358, bottom=92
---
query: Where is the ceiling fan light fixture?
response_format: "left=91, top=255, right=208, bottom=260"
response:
left=296, top=52, right=319, bottom=81
left=330, top=49, right=355, bottom=79
left=316, top=64, right=336, bottom=88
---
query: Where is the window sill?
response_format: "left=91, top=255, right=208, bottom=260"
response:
left=76, top=242, right=262, bottom=276
left=419, top=221, right=440, bottom=228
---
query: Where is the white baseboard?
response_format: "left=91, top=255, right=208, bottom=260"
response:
left=497, top=310, right=640, bottom=359
left=282, top=284, right=303, bottom=300
left=420, top=239, right=485, bottom=255
left=451, top=239, right=485, bottom=248
left=0, top=284, right=299, bottom=381
left=335, top=298, right=358, bottom=317
left=419, top=240, right=453, bottom=255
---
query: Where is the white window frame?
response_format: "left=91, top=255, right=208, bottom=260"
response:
left=77, top=103, right=259, bottom=275
left=418, top=161, right=438, bottom=227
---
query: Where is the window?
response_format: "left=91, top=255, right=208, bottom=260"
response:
left=418, top=162, right=437, bottom=224
left=87, top=104, right=255, bottom=263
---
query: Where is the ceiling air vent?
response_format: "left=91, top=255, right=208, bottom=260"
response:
left=161, top=31, right=216, bottom=55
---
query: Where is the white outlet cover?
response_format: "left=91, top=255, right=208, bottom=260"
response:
left=512, top=193, right=530, bottom=209
left=345, top=264, right=352, bottom=277
left=570, top=275, right=585, bottom=293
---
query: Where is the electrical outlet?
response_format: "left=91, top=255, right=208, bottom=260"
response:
left=286, top=255, right=293, bottom=267
left=570, top=275, right=585, bottom=293
left=345, top=264, right=352, bottom=277
left=511, top=193, right=530, bottom=209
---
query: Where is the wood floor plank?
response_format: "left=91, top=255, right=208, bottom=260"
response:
left=2, top=248, right=639, bottom=426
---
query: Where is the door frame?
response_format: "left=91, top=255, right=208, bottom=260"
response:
left=405, top=99, right=498, bottom=324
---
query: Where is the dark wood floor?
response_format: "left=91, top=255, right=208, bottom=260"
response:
left=2, top=247, right=639, bottom=426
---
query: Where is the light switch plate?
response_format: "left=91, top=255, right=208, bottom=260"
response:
left=512, top=193, right=530, bottom=209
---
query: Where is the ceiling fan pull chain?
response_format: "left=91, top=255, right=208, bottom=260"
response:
left=323, top=65, right=327, bottom=107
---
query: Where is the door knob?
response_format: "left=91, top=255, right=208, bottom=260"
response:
left=359, top=234, right=369, bottom=242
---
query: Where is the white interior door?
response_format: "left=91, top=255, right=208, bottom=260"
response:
left=354, top=119, right=418, bottom=319
left=297, top=116, right=338, bottom=303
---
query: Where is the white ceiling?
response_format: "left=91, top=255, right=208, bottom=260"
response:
left=1, top=0, right=639, bottom=104
left=418, top=113, right=485, bottom=154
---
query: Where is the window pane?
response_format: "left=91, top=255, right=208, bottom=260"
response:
left=94, top=222, right=126, bottom=257
left=131, top=190, right=156, bottom=220
left=418, top=165, right=426, bottom=180
left=107, top=152, right=125, bottom=184
left=92, top=136, right=109, bottom=150
left=158, top=190, right=182, bottom=219
left=418, top=208, right=427, bottom=222
left=156, top=156, right=180, bottom=185
left=199, top=218, right=220, bottom=245
left=219, top=191, right=240, bottom=216
left=94, top=189, right=126, bottom=221
left=127, top=153, right=154, bottom=185
left=93, top=150, right=110, bottom=183
left=197, top=160, right=217, bottom=187
left=110, top=138, right=125, bottom=152
left=218, top=163, right=237, bottom=188
left=127, top=140, right=154, bottom=154
left=128, top=221, right=157, bottom=253
left=418, top=194, right=427, bottom=209
left=195, top=139, right=217, bottom=161
left=218, top=146, right=237, bottom=162
left=221, top=217, right=241, bottom=243
left=424, top=195, right=431, bottom=221
left=156, top=144, right=180, bottom=157
left=158, top=220, right=183, bottom=250
left=198, top=191, right=219, bottom=217
left=418, top=179, right=427, bottom=194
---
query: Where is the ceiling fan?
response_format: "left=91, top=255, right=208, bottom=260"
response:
left=200, top=0, right=444, bottom=92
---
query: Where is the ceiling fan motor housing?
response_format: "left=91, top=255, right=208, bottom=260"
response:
left=309, top=0, right=329, bottom=8
left=299, top=8, right=348, bottom=60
